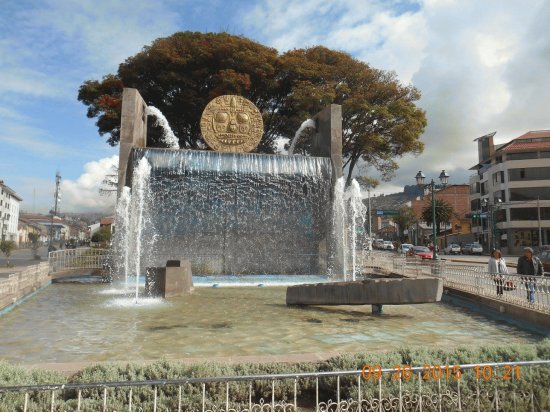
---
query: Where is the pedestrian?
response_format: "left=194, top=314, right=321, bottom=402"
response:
left=517, top=247, right=543, bottom=304
left=488, top=249, right=508, bottom=296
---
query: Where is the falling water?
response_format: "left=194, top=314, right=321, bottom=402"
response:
left=130, top=157, right=152, bottom=302
left=288, top=119, right=315, bottom=155
left=333, top=177, right=348, bottom=280
left=114, top=186, right=131, bottom=286
left=125, top=148, right=332, bottom=275
left=145, top=106, right=180, bottom=149
left=332, top=177, right=366, bottom=281
left=348, top=179, right=366, bottom=281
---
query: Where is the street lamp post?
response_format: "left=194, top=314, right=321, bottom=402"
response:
left=415, top=170, right=449, bottom=260
left=483, top=198, right=502, bottom=251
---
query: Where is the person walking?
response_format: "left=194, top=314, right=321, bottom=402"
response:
left=517, top=247, right=543, bottom=304
left=488, top=249, right=508, bottom=296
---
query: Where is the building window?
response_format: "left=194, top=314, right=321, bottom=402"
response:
left=540, top=151, right=550, bottom=158
left=510, top=207, right=550, bottom=220
left=492, top=171, right=506, bottom=185
left=471, top=199, right=481, bottom=211
left=470, top=182, right=480, bottom=195
left=508, top=167, right=550, bottom=181
left=506, top=152, right=538, bottom=160
left=493, top=190, right=505, bottom=203
left=509, top=187, right=550, bottom=201
left=480, top=181, right=488, bottom=196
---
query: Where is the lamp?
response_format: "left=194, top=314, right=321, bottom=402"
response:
left=415, top=171, right=426, bottom=186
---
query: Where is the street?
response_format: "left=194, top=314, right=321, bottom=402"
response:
left=0, top=246, right=49, bottom=269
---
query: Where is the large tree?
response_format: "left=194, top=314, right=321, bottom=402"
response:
left=78, top=32, right=426, bottom=184
left=394, top=206, right=418, bottom=242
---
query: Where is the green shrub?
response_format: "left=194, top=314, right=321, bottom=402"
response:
left=0, top=340, right=548, bottom=411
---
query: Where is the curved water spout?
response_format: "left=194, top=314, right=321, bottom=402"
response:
left=145, top=106, right=180, bottom=149
left=288, top=119, right=315, bottom=155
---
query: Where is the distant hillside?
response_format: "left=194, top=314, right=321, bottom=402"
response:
left=365, top=185, right=423, bottom=211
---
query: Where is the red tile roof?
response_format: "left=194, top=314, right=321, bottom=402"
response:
left=499, top=130, right=550, bottom=152
left=514, top=130, right=550, bottom=140
left=501, top=140, right=550, bottom=152
left=100, top=217, right=114, bottom=225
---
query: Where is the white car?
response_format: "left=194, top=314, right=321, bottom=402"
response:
left=444, top=243, right=461, bottom=255
left=470, top=243, right=483, bottom=255
left=382, top=241, right=395, bottom=250
left=398, top=243, right=413, bottom=254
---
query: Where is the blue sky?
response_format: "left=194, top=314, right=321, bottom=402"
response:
left=1, top=0, right=549, bottom=212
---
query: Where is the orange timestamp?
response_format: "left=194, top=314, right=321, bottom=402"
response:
left=361, top=364, right=521, bottom=381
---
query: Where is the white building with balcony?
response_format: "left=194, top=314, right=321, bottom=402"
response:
left=469, top=130, right=550, bottom=254
left=0, top=180, right=22, bottom=244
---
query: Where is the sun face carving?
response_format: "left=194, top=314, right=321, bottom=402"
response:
left=200, top=95, right=263, bottom=153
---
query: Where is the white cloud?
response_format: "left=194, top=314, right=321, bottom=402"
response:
left=60, top=155, right=118, bottom=212
left=243, top=0, right=550, bottom=193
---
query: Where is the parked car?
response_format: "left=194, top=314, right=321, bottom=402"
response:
left=374, top=239, right=384, bottom=249
left=461, top=244, right=472, bottom=254
left=398, top=243, right=414, bottom=254
left=470, top=243, right=483, bottom=255
left=382, top=240, right=395, bottom=250
left=444, top=243, right=461, bottom=255
left=408, top=246, right=433, bottom=259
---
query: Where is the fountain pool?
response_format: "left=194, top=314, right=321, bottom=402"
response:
left=0, top=282, right=541, bottom=364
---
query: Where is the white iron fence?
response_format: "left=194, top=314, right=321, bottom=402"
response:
left=364, top=252, right=550, bottom=313
left=0, top=361, right=549, bottom=411
left=48, top=248, right=110, bottom=274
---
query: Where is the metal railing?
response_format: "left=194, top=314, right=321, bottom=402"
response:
left=48, top=247, right=110, bottom=274
left=0, top=360, right=549, bottom=411
left=365, top=252, right=550, bottom=313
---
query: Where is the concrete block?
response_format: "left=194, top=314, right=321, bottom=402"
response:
left=286, top=277, right=443, bottom=306
left=146, top=260, right=193, bottom=298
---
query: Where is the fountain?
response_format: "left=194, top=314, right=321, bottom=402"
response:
left=116, top=91, right=345, bottom=283
left=114, top=89, right=441, bottom=308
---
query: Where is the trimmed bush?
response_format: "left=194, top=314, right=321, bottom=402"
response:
left=0, top=340, right=548, bottom=411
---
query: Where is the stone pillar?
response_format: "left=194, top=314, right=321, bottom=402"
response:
left=146, top=259, right=193, bottom=299
left=311, top=105, right=344, bottom=277
left=118, top=88, right=148, bottom=195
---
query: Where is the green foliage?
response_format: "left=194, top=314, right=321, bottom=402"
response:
left=421, top=198, right=454, bottom=231
left=0, top=340, right=548, bottom=410
left=0, top=240, right=16, bottom=267
left=91, top=227, right=112, bottom=243
left=78, top=31, right=426, bottom=184
left=394, top=206, right=417, bottom=241
left=27, top=232, right=39, bottom=248
left=356, top=176, right=379, bottom=190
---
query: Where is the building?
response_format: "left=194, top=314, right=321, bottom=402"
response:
left=18, top=218, right=48, bottom=246
left=19, top=213, right=70, bottom=243
left=0, top=180, right=22, bottom=244
left=469, top=130, right=550, bottom=254
left=410, top=184, right=472, bottom=248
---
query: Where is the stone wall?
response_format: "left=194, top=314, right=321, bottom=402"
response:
left=0, top=262, right=50, bottom=312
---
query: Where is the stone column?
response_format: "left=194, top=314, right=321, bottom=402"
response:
left=310, top=104, right=345, bottom=278
left=118, top=88, right=148, bottom=195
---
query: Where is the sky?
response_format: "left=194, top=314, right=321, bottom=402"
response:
left=1, top=0, right=549, bottom=213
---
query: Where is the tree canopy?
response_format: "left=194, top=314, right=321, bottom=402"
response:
left=421, top=199, right=454, bottom=231
left=394, top=206, right=418, bottom=242
left=78, top=31, right=426, bottom=184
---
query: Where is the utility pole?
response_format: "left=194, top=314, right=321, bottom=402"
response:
left=538, top=196, right=542, bottom=249
left=48, top=172, right=62, bottom=252
left=367, top=188, right=372, bottom=250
